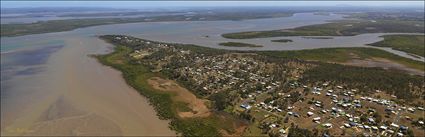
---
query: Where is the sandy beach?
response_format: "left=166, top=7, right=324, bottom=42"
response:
left=1, top=36, right=175, bottom=136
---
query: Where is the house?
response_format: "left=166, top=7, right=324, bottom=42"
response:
left=323, top=123, right=333, bottom=128
left=287, top=106, right=293, bottom=110
left=344, top=123, right=351, bottom=128
left=390, top=123, right=399, bottom=128
left=399, top=126, right=408, bottom=131
left=331, top=107, right=337, bottom=112
left=345, top=114, right=353, bottom=118
left=279, top=128, right=286, bottom=134
left=240, top=104, right=252, bottom=110
left=368, top=118, right=375, bottom=123
left=323, top=133, right=330, bottom=137
left=307, top=111, right=314, bottom=116
left=364, top=125, right=371, bottom=129
left=408, top=107, right=415, bottom=112
left=313, top=117, right=321, bottom=121
left=269, top=124, right=277, bottom=128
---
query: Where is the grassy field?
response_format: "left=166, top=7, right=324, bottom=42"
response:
left=219, top=42, right=263, bottom=47
left=259, top=47, right=425, bottom=71
left=222, top=20, right=424, bottom=39
left=369, top=35, right=425, bottom=57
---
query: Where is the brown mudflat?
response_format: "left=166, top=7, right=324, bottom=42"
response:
left=1, top=37, right=176, bottom=136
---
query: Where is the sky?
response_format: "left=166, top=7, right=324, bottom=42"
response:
left=1, top=1, right=424, bottom=8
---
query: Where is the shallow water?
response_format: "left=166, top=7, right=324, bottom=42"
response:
left=1, top=37, right=176, bottom=136
left=1, top=12, right=424, bottom=136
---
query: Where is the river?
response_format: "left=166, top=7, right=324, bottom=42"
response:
left=1, top=12, right=423, bottom=136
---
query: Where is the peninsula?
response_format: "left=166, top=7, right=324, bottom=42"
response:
left=96, top=35, right=425, bottom=136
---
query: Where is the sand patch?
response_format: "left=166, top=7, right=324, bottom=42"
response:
left=3, top=97, right=123, bottom=136
left=28, top=113, right=122, bottom=136
left=220, top=124, right=247, bottom=136
left=148, top=77, right=211, bottom=118
left=112, top=59, right=124, bottom=65
left=31, top=97, right=122, bottom=136
left=343, top=57, right=424, bottom=76
left=36, top=96, right=86, bottom=122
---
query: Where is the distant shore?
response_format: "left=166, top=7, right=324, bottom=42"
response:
left=1, top=11, right=293, bottom=37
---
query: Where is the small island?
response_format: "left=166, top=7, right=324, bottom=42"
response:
left=218, top=42, right=263, bottom=47
left=271, top=39, right=293, bottom=43
left=302, top=36, right=334, bottom=39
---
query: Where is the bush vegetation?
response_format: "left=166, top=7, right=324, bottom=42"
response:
left=222, top=20, right=424, bottom=39
left=259, top=47, right=425, bottom=71
left=369, top=35, right=425, bottom=57
left=271, top=39, right=293, bottom=43
left=96, top=45, right=223, bottom=136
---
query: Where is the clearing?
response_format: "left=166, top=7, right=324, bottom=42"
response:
left=147, top=77, right=211, bottom=118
